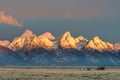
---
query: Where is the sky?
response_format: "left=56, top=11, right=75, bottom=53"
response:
left=0, top=0, right=120, bottom=43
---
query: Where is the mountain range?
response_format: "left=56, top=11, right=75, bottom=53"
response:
left=0, top=30, right=120, bottom=66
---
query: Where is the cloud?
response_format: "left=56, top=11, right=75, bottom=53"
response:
left=0, top=11, right=22, bottom=27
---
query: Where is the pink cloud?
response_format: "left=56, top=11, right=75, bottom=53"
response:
left=0, top=11, right=22, bottom=27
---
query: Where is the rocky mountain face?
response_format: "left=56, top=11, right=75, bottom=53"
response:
left=0, top=30, right=120, bottom=66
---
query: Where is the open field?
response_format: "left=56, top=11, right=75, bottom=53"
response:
left=0, top=68, right=119, bottom=80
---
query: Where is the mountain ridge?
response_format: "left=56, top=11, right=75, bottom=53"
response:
left=7, top=30, right=120, bottom=52
left=0, top=30, right=120, bottom=66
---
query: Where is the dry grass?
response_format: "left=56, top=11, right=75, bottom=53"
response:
left=0, top=68, right=119, bottom=80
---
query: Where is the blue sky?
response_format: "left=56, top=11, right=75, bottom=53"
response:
left=0, top=0, right=120, bottom=43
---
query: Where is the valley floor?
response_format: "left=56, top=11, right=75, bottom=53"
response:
left=0, top=68, right=119, bottom=80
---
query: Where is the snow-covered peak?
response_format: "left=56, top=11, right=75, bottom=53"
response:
left=7, top=31, right=119, bottom=52
left=75, top=36, right=88, bottom=50
left=59, top=32, right=88, bottom=50
left=14, top=30, right=36, bottom=40
left=115, top=43, right=120, bottom=50
left=60, top=31, right=76, bottom=49
left=8, top=38, right=31, bottom=51
left=75, top=36, right=88, bottom=43
left=39, top=32, right=55, bottom=40
left=85, top=36, right=115, bottom=52
left=9, top=35, right=55, bottom=51
left=0, top=40, right=10, bottom=47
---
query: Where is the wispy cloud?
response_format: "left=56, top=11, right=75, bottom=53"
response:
left=0, top=11, right=22, bottom=27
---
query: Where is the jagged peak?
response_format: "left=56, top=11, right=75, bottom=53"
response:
left=9, top=36, right=54, bottom=51
left=115, top=43, right=120, bottom=50
left=74, top=36, right=88, bottom=50
left=8, top=38, right=28, bottom=51
left=75, top=36, right=88, bottom=43
left=6, top=31, right=120, bottom=51
left=14, top=30, right=36, bottom=41
left=64, top=31, right=71, bottom=36
left=0, top=40, right=10, bottom=47
left=60, top=31, right=76, bottom=49
left=93, top=36, right=100, bottom=39
left=85, top=36, right=115, bottom=51
left=39, top=32, right=55, bottom=40
left=93, top=36, right=102, bottom=42
left=77, top=36, right=86, bottom=40
left=61, top=31, right=72, bottom=39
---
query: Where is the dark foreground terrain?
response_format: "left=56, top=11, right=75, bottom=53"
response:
left=0, top=67, right=120, bottom=80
